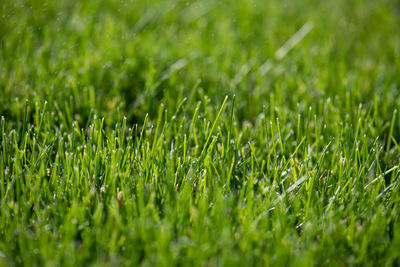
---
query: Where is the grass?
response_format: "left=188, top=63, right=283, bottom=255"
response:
left=1, top=0, right=400, bottom=265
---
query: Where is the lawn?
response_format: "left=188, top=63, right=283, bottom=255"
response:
left=1, top=0, right=400, bottom=266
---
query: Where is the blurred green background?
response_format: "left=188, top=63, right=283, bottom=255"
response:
left=1, top=0, right=399, bottom=126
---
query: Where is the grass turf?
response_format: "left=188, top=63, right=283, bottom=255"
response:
left=1, top=0, right=400, bottom=265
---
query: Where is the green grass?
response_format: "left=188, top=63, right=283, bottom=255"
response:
left=1, top=0, right=400, bottom=266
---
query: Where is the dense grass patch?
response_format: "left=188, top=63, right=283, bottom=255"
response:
left=1, top=0, right=400, bottom=265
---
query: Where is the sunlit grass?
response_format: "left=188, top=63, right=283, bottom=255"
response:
left=1, top=0, right=400, bottom=265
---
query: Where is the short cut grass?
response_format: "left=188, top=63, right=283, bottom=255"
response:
left=1, top=0, right=400, bottom=266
